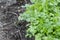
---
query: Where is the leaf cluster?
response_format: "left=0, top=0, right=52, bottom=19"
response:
left=18, top=0, right=60, bottom=40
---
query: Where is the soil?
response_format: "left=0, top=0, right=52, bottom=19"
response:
left=0, top=0, right=34, bottom=40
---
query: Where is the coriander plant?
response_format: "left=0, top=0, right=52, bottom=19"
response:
left=18, top=0, right=60, bottom=40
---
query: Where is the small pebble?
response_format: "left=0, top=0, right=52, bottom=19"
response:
left=18, top=10, right=21, bottom=12
left=18, top=7, right=20, bottom=9
left=1, top=6, right=4, bottom=8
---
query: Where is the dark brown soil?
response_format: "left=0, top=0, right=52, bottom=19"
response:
left=0, top=0, right=34, bottom=40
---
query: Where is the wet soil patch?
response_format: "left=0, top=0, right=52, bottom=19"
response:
left=0, top=0, right=34, bottom=40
